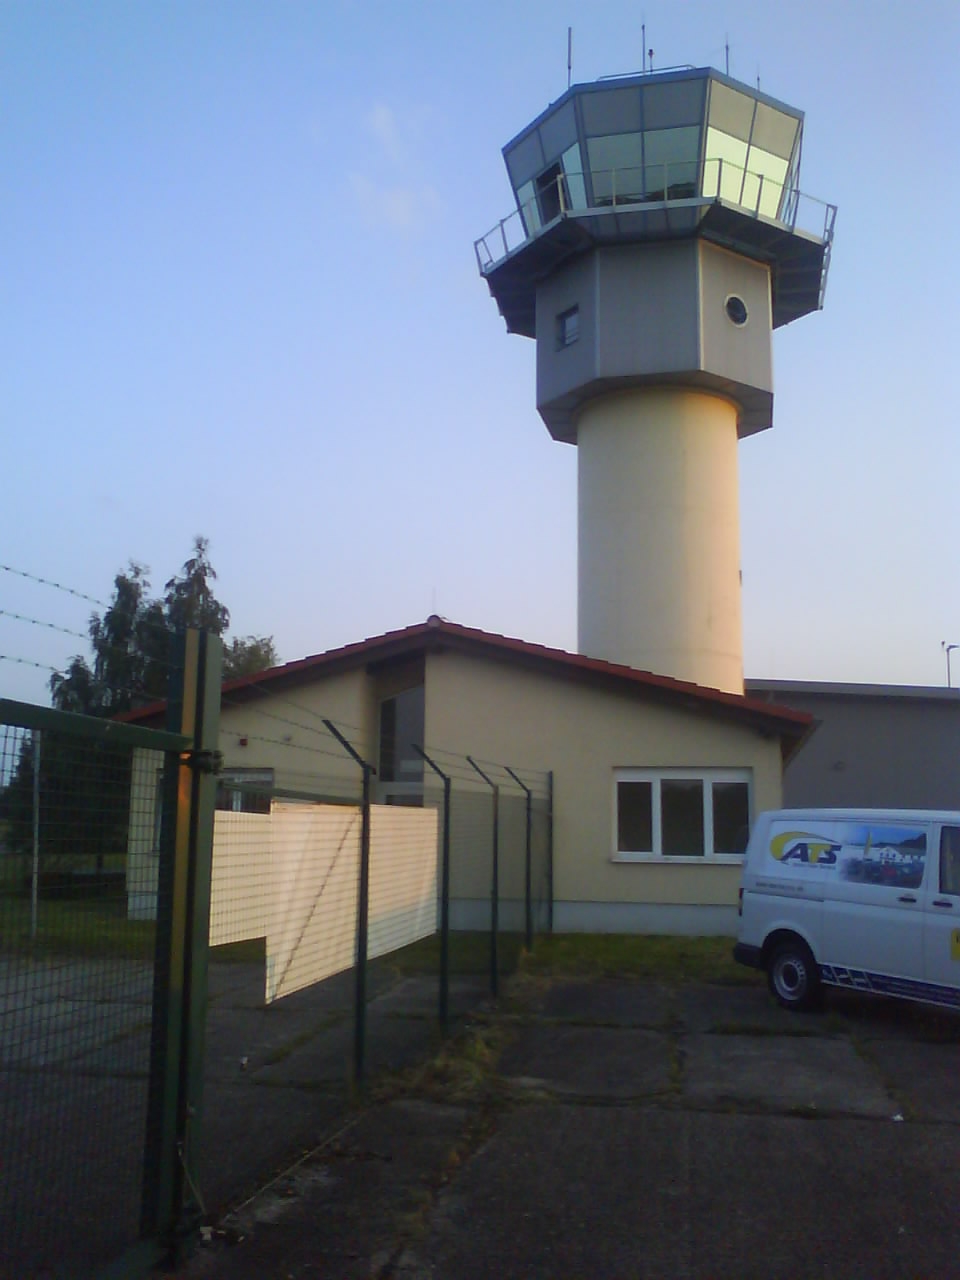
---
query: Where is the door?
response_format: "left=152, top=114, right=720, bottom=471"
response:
left=923, top=824, right=960, bottom=1005
left=821, top=819, right=928, bottom=985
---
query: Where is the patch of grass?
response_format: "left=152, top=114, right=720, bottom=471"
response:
left=391, top=1021, right=508, bottom=1107
left=383, top=931, right=526, bottom=978
left=519, top=933, right=761, bottom=986
left=0, top=893, right=155, bottom=959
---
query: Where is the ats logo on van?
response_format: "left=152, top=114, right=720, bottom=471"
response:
left=770, top=831, right=841, bottom=866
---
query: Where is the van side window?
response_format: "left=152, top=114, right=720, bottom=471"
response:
left=940, top=826, right=960, bottom=895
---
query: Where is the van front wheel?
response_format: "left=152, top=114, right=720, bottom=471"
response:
left=767, top=940, right=820, bottom=1011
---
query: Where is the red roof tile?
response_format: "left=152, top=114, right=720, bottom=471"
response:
left=117, top=617, right=812, bottom=754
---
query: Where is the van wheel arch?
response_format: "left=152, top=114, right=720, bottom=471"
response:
left=763, top=932, right=821, bottom=1012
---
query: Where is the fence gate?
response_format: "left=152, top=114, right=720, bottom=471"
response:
left=0, top=630, right=221, bottom=1279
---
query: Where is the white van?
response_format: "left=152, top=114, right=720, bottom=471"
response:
left=734, top=809, right=960, bottom=1012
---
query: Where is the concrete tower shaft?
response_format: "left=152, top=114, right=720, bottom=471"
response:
left=577, top=388, right=742, bottom=692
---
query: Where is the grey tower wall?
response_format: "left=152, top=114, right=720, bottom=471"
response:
left=535, top=240, right=774, bottom=444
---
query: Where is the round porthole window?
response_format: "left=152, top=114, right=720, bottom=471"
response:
left=725, top=295, right=748, bottom=326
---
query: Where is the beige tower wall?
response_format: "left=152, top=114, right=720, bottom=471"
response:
left=577, top=387, right=743, bottom=693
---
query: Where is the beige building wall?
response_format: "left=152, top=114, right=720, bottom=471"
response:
left=425, top=649, right=783, bottom=933
left=217, top=667, right=375, bottom=791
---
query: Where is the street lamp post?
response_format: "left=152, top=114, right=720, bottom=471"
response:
left=942, top=641, right=958, bottom=688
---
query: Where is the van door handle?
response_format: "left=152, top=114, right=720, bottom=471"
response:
left=898, top=894, right=917, bottom=903
left=932, top=899, right=954, bottom=909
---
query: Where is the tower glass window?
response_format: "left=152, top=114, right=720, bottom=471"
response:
left=587, top=133, right=644, bottom=204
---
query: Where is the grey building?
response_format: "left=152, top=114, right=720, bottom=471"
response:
left=745, top=680, right=960, bottom=810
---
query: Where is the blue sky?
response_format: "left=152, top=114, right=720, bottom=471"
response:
left=4, top=0, right=959, bottom=705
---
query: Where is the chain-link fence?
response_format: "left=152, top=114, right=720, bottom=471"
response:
left=0, top=704, right=191, bottom=1278
left=194, top=725, right=554, bottom=1216
left=1, top=623, right=555, bottom=1273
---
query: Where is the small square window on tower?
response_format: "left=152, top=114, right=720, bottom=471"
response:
left=557, top=305, right=579, bottom=348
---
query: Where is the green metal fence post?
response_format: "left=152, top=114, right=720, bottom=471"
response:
left=505, top=767, right=533, bottom=951
left=412, top=745, right=451, bottom=1034
left=322, top=720, right=375, bottom=1084
left=175, top=628, right=222, bottom=1256
left=140, top=628, right=221, bottom=1264
left=467, top=757, right=499, bottom=999
left=547, top=770, right=554, bottom=935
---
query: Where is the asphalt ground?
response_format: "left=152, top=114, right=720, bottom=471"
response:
left=172, top=975, right=960, bottom=1280
left=0, top=951, right=491, bottom=1279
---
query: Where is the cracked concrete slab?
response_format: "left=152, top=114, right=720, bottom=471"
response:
left=499, top=1024, right=674, bottom=1098
left=682, top=1031, right=897, bottom=1115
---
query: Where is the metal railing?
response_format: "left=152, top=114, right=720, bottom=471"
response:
left=474, top=159, right=836, bottom=276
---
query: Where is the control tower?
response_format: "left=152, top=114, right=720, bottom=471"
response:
left=475, top=66, right=835, bottom=693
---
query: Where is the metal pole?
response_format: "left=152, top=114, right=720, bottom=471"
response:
left=944, top=643, right=958, bottom=688
left=467, top=756, right=499, bottom=998
left=323, top=719, right=376, bottom=1083
left=547, top=770, right=554, bottom=935
left=412, top=745, right=451, bottom=1033
left=505, top=767, right=533, bottom=950
left=31, top=732, right=40, bottom=939
left=357, top=765, right=371, bottom=1081
left=141, top=627, right=222, bottom=1261
left=175, top=628, right=222, bottom=1256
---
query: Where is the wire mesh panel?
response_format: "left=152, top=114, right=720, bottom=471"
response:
left=0, top=719, right=170, bottom=1277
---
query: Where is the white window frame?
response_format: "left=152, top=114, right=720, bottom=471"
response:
left=613, top=767, right=752, bottom=864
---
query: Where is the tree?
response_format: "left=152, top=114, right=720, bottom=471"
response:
left=163, top=536, right=230, bottom=636
left=49, top=538, right=277, bottom=715
left=223, top=635, right=279, bottom=681
left=3, top=540, right=278, bottom=884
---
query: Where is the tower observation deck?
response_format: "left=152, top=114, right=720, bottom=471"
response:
left=475, top=65, right=835, bottom=694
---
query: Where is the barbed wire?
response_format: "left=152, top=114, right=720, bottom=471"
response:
left=0, top=570, right=552, bottom=787
left=0, top=655, right=60, bottom=675
left=0, top=609, right=89, bottom=641
left=0, top=563, right=107, bottom=609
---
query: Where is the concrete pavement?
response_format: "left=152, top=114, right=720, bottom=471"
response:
left=175, top=976, right=960, bottom=1279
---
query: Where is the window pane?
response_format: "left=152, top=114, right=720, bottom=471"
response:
left=618, top=781, right=652, bottom=852
left=216, top=768, right=273, bottom=814
left=557, top=305, right=579, bottom=347
left=704, top=127, right=748, bottom=202
left=750, top=103, right=799, bottom=159
left=708, top=81, right=755, bottom=141
left=661, top=780, right=704, bottom=856
left=941, top=827, right=960, bottom=894
left=517, top=180, right=541, bottom=234
left=378, top=697, right=397, bottom=781
left=743, top=145, right=789, bottom=217
left=393, top=686, right=424, bottom=784
left=587, top=133, right=643, bottom=204
left=540, top=100, right=578, bottom=160
left=643, top=125, right=700, bottom=200
left=581, top=86, right=641, bottom=136
left=505, top=130, right=545, bottom=189
left=642, top=78, right=705, bottom=129
left=713, top=782, right=749, bottom=854
left=562, top=143, right=588, bottom=210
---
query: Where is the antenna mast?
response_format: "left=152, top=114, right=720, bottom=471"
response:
left=725, top=36, right=730, bottom=76
left=567, top=27, right=572, bottom=89
left=642, top=22, right=646, bottom=72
